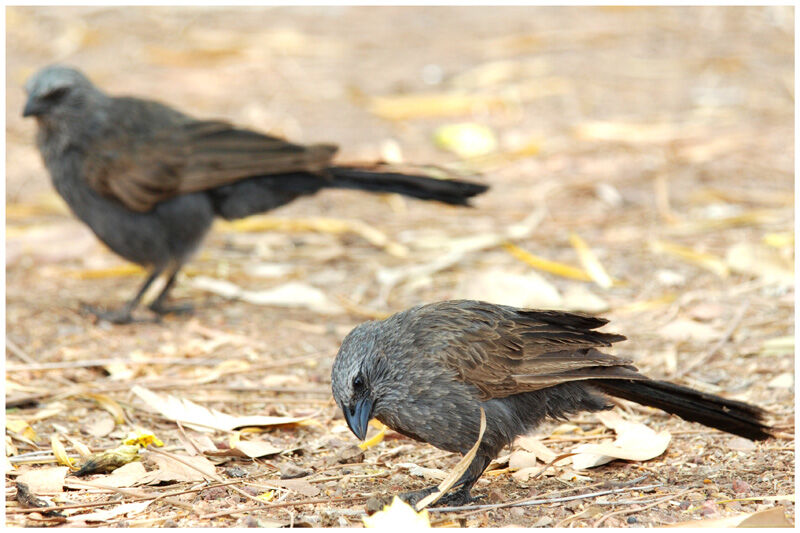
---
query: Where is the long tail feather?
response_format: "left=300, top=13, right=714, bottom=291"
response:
left=591, top=379, right=772, bottom=441
left=328, top=166, right=488, bottom=206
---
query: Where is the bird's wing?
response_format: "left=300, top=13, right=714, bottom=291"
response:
left=419, top=300, right=645, bottom=400
left=83, top=98, right=337, bottom=212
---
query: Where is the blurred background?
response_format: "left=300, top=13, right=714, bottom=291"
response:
left=6, top=6, right=794, bottom=527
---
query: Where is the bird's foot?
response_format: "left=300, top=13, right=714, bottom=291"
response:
left=80, top=304, right=145, bottom=325
left=147, top=301, right=194, bottom=316
left=398, top=486, right=438, bottom=507
left=398, top=485, right=482, bottom=508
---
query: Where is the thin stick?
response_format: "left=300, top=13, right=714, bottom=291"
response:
left=198, top=495, right=371, bottom=520
left=427, top=479, right=661, bottom=513
left=146, top=448, right=266, bottom=507
left=674, top=303, right=749, bottom=379
left=592, top=488, right=697, bottom=527
left=6, top=338, right=37, bottom=364
left=7, top=479, right=247, bottom=514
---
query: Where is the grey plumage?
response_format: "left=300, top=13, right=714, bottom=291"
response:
left=331, top=300, right=771, bottom=505
left=23, top=65, right=487, bottom=323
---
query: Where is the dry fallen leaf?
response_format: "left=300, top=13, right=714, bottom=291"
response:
left=140, top=451, right=217, bottom=484
left=650, top=240, right=729, bottom=278
left=205, top=438, right=284, bottom=459
left=17, top=466, right=69, bottom=494
left=569, top=233, right=614, bottom=288
left=571, top=411, right=671, bottom=469
left=132, top=386, right=310, bottom=432
left=67, top=500, right=152, bottom=523
left=434, top=122, right=498, bottom=158
left=659, top=318, right=720, bottom=343
left=90, top=461, right=150, bottom=488
left=191, top=277, right=343, bottom=315
left=503, top=242, right=593, bottom=282
left=74, top=444, right=140, bottom=476
left=363, top=496, right=431, bottom=528
left=726, top=242, right=794, bottom=286
left=457, top=269, right=562, bottom=309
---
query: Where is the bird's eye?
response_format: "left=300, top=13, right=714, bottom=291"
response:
left=353, top=375, right=364, bottom=389
left=43, top=87, right=69, bottom=102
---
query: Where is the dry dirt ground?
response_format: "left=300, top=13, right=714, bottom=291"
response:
left=5, top=6, right=795, bottom=528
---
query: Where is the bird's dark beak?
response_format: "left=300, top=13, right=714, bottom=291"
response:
left=22, top=98, right=44, bottom=117
left=344, top=397, right=374, bottom=441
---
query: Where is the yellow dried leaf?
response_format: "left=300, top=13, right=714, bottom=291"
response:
left=51, top=435, right=76, bottom=468
left=650, top=240, right=729, bottom=278
left=503, top=242, right=592, bottom=281
left=763, top=232, right=794, bottom=248
left=122, top=429, right=163, bottom=448
left=569, top=233, right=614, bottom=288
left=256, top=490, right=275, bottom=502
left=6, top=419, right=37, bottom=442
left=76, top=444, right=141, bottom=476
left=434, top=123, right=498, bottom=158
left=364, top=496, right=431, bottom=528
left=358, top=425, right=387, bottom=451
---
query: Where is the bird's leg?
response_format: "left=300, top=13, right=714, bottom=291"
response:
left=399, top=454, right=491, bottom=507
left=82, top=269, right=160, bottom=324
left=147, top=266, right=193, bottom=316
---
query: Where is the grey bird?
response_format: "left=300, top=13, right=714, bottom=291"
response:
left=331, top=300, right=771, bottom=505
left=22, top=65, right=488, bottom=324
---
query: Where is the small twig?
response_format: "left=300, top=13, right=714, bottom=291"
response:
left=56, top=479, right=195, bottom=511
left=6, top=338, right=37, bottom=364
left=147, top=448, right=266, bottom=507
left=6, top=479, right=248, bottom=515
left=592, top=488, right=697, bottom=527
left=427, top=477, right=660, bottom=513
left=198, top=495, right=371, bottom=520
left=674, top=303, right=749, bottom=379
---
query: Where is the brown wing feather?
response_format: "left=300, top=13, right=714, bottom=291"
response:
left=177, top=120, right=337, bottom=193
left=414, top=300, right=641, bottom=400
left=83, top=98, right=337, bottom=212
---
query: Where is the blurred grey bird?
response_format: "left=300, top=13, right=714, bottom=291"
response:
left=331, top=300, right=771, bottom=506
left=23, top=65, right=488, bottom=324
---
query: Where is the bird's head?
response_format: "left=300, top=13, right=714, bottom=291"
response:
left=331, top=321, right=387, bottom=441
left=23, top=65, right=101, bottom=122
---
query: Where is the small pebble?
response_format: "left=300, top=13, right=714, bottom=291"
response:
left=365, top=497, right=384, bottom=514
left=200, top=486, right=227, bottom=501
left=732, top=479, right=751, bottom=494
left=336, top=445, right=365, bottom=464
left=225, top=466, right=247, bottom=478
left=700, top=500, right=719, bottom=516
left=627, top=516, right=638, bottom=524
left=279, top=462, right=311, bottom=479
left=243, top=516, right=259, bottom=528
left=161, top=519, right=177, bottom=528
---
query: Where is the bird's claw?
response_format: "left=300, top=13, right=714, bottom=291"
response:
left=80, top=304, right=135, bottom=325
left=80, top=303, right=153, bottom=325
left=147, top=301, right=194, bottom=316
left=398, top=485, right=481, bottom=508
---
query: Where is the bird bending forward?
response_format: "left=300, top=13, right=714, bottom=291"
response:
left=331, top=300, right=772, bottom=506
